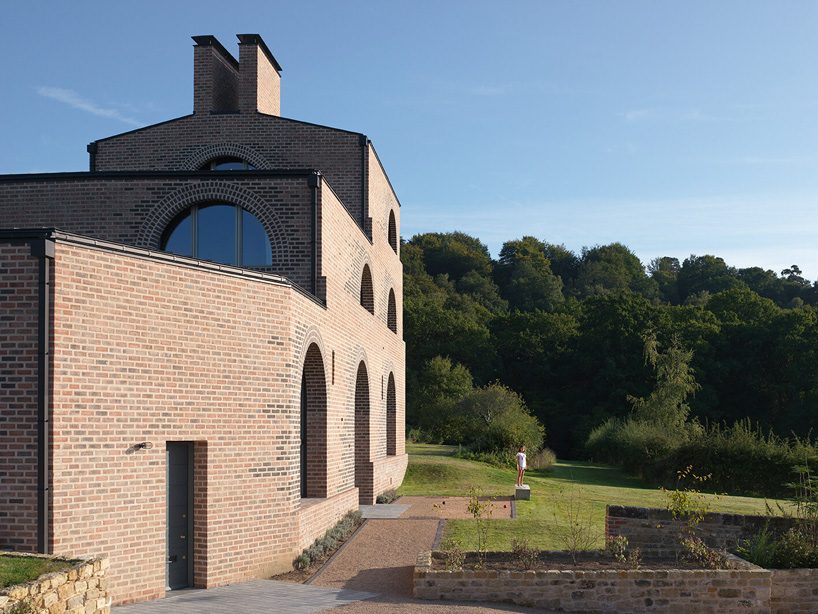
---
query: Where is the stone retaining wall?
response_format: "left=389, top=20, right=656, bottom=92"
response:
left=414, top=551, right=770, bottom=613
left=605, top=505, right=796, bottom=559
left=769, top=568, right=818, bottom=614
left=0, top=553, right=110, bottom=614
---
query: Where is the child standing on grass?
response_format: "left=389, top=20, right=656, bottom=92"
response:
left=516, top=445, right=527, bottom=487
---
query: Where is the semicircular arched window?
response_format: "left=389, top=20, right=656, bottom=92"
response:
left=162, top=203, right=272, bottom=267
left=202, top=157, right=255, bottom=171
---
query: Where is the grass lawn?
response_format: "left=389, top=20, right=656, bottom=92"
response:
left=399, top=443, right=791, bottom=551
left=0, top=555, right=73, bottom=588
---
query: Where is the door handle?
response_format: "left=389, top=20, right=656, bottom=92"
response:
left=168, top=555, right=178, bottom=562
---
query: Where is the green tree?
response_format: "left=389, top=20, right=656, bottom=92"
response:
left=410, top=232, right=493, bottom=281
left=495, top=237, right=564, bottom=311
left=457, top=383, right=545, bottom=452
left=628, top=333, right=700, bottom=430
left=649, top=256, right=681, bottom=304
left=576, top=243, right=658, bottom=299
left=407, top=356, right=474, bottom=440
left=677, top=255, right=743, bottom=302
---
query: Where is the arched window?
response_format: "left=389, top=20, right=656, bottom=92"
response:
left=202, top=157, right=255, bottom=171
left=387, top=289, right=397, bottom=334
left=388, top=210, right=397, bottom=253
left=360, top=264, right=374, bottom=314
left=162, top=204, right=272, bottom=267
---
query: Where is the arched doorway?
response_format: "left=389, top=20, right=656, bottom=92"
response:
left=354, top=361, right=371, bottom=502
left=386, top=373, right=397, bottom=456
left=301, top=343, right=327, bottom=498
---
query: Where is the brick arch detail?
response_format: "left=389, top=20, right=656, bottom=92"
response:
left=297, top=327, right=327, bottom=378
left=351, top=346, right=370, bottom=377
left=180, top=143, right=270, bottom=171
left=379, top=270, right=396, bottom=326
left=137, top=181, right=290, bottom=266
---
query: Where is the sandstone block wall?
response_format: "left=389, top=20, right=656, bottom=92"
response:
left=414, top=551, right=770, bottom=614
left=0, top=554, right=110, bottom=614
left=605, top=505, right=797, bottom=558
left=770, top=568, right=818, bottom=614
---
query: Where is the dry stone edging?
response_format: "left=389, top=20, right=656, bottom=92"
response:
left=0, top=552, right=110, bottom=614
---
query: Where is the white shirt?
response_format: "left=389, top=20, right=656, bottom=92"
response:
left=516, top=451, right=526, bottom=469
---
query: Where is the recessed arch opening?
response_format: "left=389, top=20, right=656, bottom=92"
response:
left=360, top=264, right=374, bottom=314
left=301, top=343, right=328, bottom=499
left=386, top=373, right=397, bottom=456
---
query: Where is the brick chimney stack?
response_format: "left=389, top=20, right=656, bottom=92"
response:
left=237, top=34, right=282, bottom=116
left=192, top=35, right=240, bottom=114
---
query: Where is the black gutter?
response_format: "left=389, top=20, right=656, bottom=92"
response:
left=359, top=134, right=369, bottom=236
left=308, top=172, right=321, bottom=296
left=31, top=237, right=54, bottom=554
left=0, top=169, right=318, bottom=183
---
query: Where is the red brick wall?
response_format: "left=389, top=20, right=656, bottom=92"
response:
left=38, top=194, right=404, bottom=603
left=0, top=243, right=42, bottom=552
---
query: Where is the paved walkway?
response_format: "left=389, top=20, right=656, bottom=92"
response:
left=114, top=580, right=375, bottom=614
left=115, top=498, right=539, bottom=614
left=358, top=503, right=410, bottom=519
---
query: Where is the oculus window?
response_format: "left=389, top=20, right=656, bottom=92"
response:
left=162, top=204, right=272, bottom=267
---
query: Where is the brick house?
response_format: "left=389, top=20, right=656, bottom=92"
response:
left=0, top=34, right=407, bottom=605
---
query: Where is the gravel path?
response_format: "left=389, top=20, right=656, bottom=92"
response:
left=313, top=497, right=551, bottom=612
left=330, top=594, right=543, bottom=613
left=311, top=518, right=439, bottom=596
left=400, top=496, right=513, bottom=519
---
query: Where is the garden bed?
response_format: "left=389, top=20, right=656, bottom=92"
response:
left=415, top=549, right=770, bottom=613
left=429, top=550, right=705, bottom=571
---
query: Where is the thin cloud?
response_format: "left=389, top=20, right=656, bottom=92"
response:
left=469, top=84, right=511, bottom=97
left=621, top=107, right=746, bottom=124
left=37, top=86, right=142, bottom=127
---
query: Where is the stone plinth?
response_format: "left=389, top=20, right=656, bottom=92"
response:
left=515, top=484, right=530, bottom=500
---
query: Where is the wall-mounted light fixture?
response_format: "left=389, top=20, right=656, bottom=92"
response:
left=134, top=441, right=154, bottom=451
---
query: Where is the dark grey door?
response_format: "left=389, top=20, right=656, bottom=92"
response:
left=167, top=442, right=193, bottom=590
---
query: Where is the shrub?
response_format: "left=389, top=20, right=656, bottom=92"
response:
left=550, top=485, right=597, bottom=564
left=606, top=535, right=629, bottom=563
left=529, top=447, right=557, bottom=470
left=680, top=534, right=728, bottom=569
left=291, top=510, right=363, bottom=571
left=736, top=526, right=779, bottom=569
left=511, top=538, right=540, bottom=570
left=587, top=417, right=818, bottom=498
left=376, top=489, right=399, bottom=504
left=440, top=538, right=465, bottom=571
left=457, top=384, right=544, bottom=454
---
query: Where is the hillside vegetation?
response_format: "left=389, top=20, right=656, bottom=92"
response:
left=403, top=232, right=818, bottom=495
left=399, top=444, right=788, bottom=550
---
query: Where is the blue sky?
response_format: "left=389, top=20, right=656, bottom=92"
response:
left=3, top=1, right=818, bottom=278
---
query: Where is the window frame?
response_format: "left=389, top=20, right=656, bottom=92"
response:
left=161, top=202, right=271, bottom=267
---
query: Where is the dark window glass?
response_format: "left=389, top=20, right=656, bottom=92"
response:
left=164, top=212, right=193, bottom=257
left=207, top=158, right=255, bottom=171
left=197, top=205, right=237, bottom=265
left=242, top=209, right=272, bottom=266
left=161, top=204, right=271, bottom=268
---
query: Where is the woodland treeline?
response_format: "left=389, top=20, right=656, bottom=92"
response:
left=403, top=232, right=818, bottom=469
